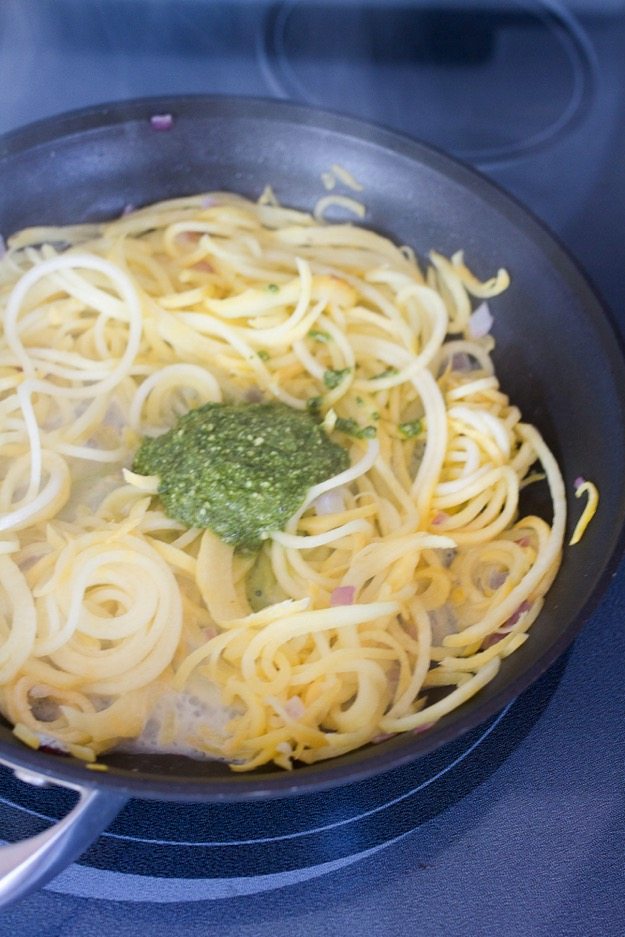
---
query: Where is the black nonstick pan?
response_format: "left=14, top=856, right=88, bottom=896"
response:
left=0, top=96, right=624, bottom=905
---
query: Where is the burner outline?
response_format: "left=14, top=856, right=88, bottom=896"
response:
left=0, top=705, right=513, bottom=901
left=0, top=704, right=510, bottom=848
left=9, top=827, right=420, bottom=902
left=259, top=0, right=597, bottom=165
left=0, top=653, right=569, bottom=895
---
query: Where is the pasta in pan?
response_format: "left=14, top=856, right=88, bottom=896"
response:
left=0, top=188, right=586, bottom=771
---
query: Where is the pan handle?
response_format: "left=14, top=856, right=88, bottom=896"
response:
left=0, top=768, right=127, bottom=908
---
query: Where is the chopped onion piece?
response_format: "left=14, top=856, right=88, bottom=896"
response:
left=331, top=585, right=355, bottom=606
left=28, top=684, right=53, bottom=699
left=481, top=633, right=505, bottom=649
left=451, top=352, right=473, bottom=372
left=468, top=302, right=494, bottom=339
left=298, top=438, right=379, bottom=522
left=284, top=696, right=306, bottom=720
left=150, top=113, right=174, bottom=131
left=489, top=570, right=508, bottom=589
left=439, top=547, right=457, bottom=568
left=501, top=599, right=532, bottom=631
left=574, top=476, right=585, bottom=489
left=413, top=722, right=435, bottom=734
left=429, top=606, right=457, bottom=644
left=38, top=733, right=69, bottom=753
left=313, top=487, right=346, bottom=516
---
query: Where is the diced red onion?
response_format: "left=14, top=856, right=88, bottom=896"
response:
left=331, top=585, right=355, bottom=606
left=468, top=302, right=494, bottom=339
left=387, top=662, right=400, bottom=693
left=516, top=537, right=531, bottom=548
left=439, top=547, right=457, bottom=568
left=413, top=722, right=435, bottom=735
left=31, top=697, right=60, bottom=722
left=574, top=476, right=585, bottom=489
left=451, top=352, right=473, bottom=372
left=489, top=570, right=508, bottom=589
left=201, top=195, right=217, bottom=208
left=177, top=231, right=201, bottom=245
left=502, top=599, right=532, bottom=631
left=39, top=744, right=70, bottom=757
left=38, top=734, right=69, bottom=753
left=372, top=732, right=394, bottom=744
left=482, top=632, right=505, bottom=649
left=429, top=605, right=457, bottom=643
left=313, top=487, right=346, bottom=516
left=150, top=113, right=174, bottom=131
left=244, top=387, right=263, bottom=403
left=284, top=696, right=306, bottom=720
left=28, top=684, right=52, bottom=699
left=432, top=511, right=449, bottom=526
left=121, top=203, right=135, bottom=216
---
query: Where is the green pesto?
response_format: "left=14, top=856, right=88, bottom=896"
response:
left=308, top=329, right=331, bottom=343
left=372, top=366, right=399, bottom=380
left=399, top=419, right=423, bottom=439
left=334, top=417, right=377, bottom=440
left=306, top=396, right=323, bottom=416
left=132, top=402, right=349, bottom=551
left=323, top=367, right=351, bottom=390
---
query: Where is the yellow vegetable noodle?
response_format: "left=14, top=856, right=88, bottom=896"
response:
left=0, top=188, right=586, bottom=771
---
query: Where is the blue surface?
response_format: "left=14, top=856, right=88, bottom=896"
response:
left=1, top=1, right=624, bottom=933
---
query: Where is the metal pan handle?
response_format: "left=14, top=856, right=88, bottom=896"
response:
left=0, top=767, right=127, bottom=908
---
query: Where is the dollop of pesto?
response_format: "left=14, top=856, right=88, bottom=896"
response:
left=132, top=402, right=349, bottom=551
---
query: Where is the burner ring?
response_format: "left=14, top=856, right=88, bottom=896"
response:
left=0, top=658, right=566, bottom=902
left=259, top=0, right=596, bottom=164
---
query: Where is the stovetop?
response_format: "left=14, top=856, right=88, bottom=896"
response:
left=1, top=2, right=624, bottom=934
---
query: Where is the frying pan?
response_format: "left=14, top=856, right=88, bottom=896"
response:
left=0, top=96, right=624, bottom=906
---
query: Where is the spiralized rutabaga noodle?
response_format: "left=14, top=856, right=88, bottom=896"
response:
left=0, top=189, right=569, bottom=772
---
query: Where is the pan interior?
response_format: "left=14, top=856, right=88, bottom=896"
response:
left=0, top=97, right=623, bottom=798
